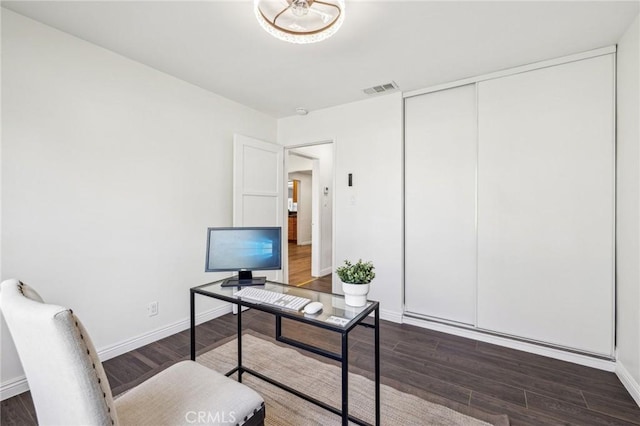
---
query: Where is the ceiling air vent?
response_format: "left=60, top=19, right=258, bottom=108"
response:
left=363, top=81, right=399, bottom=96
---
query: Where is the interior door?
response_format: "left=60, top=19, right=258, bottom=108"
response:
left=233, top=134, right=284, bottom=282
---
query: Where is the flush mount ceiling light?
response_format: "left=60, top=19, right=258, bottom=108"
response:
left=254, top=0, right=345, bottom=44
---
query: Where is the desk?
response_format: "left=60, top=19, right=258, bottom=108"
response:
left=190, top=280, right=380, bottom=426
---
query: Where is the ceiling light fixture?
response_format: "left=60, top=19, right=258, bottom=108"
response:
left=254, top=0, right=345, bottom=44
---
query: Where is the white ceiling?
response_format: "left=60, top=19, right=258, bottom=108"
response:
left=3, top=0, right=638, bottom=118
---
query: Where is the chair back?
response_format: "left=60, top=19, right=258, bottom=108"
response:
left=0, top=279, right=119, bottom=425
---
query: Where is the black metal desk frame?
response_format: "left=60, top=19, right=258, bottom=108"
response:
left=190, top=281, right=380, bottom=426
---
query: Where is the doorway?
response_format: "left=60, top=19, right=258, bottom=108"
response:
left=285, top=142, right=334, bottom=293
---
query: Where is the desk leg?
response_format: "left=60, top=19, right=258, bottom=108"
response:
left=375, top=306, right=380, bottom=426
left=190, top=290, right=196, bottom=361
left=341, top=332, right=349, bottom=426
left=276, top=315, right=282, bottom=339
left=237, top=303, right=243, bottom=383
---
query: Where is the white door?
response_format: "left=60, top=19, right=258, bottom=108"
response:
left=405, top=84, right=478, bottom=325
left=233, top=134, right=284, bottom=282
left=476, top=55, right=615, bottom=356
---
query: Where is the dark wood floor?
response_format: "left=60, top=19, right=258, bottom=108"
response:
left=2, top=309, right=639, bottom=425
left=288, top=242, right=332, bottom=292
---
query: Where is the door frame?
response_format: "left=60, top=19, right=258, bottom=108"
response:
left=283, top=139, right=336, bottom=288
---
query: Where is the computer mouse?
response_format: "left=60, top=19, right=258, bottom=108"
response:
left=303, top=301, right=323, bottom=314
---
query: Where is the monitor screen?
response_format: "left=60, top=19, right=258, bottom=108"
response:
left=205, top=227, right=282, bottom=277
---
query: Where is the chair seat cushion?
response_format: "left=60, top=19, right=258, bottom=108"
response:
left=115, top=360, right=264, bottom=426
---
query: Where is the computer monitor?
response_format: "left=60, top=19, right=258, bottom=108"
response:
left=205, top=227, right=282, bottom=287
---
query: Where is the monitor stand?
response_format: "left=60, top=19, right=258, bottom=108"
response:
left=220, top=271, right=266, bottom=287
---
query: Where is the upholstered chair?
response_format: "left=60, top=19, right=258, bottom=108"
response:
left=0, top=279, right=265, bottom=425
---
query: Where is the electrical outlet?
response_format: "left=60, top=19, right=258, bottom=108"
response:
left=148, top=301, right=158, bottom=317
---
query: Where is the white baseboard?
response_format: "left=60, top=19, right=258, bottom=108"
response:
left=402, top=316, right=616, bottom=372
left=318, top=267, right=332, bottom=277
left=99, top=304, right=232, bottom=361
left=380, top=309, right=403, bottom=324
left=0, top=304, right=232, bottom=401
left=99, top=304, right=400, bottom=362
left=297, top=240, right=312, bottom=246
left=616, top=359, right=640, bottom=406
left=0, top=375, right=29, bottom=401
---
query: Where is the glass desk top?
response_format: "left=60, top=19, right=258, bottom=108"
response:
left=192, top=280, right=378, bottom=330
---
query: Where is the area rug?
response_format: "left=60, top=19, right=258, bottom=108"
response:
left=197, top=332, right=509, bottom=425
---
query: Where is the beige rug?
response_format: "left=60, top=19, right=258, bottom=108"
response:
left=197, top=333, right=509, bottom=426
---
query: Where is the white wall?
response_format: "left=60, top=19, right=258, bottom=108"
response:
left=278, top=93, right=404, bottom=319
left=0, top=10, right=276, bottom=397
left=615, top=14, right=640, bottom=405
left=287, top=152, right=313, bottom=173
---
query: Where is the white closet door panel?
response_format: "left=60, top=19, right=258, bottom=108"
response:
left=477, top=55, right=614, bottom=356
left=405, top=84, right=477, bottom=324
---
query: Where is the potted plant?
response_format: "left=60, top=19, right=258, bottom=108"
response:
left=336, top=259, right=375, bottom=307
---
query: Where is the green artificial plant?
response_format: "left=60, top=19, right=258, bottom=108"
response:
left=336, top=259, right=375, bottom=284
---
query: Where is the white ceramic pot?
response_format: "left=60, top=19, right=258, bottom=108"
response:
left=341, top=281, right=370, bottom=307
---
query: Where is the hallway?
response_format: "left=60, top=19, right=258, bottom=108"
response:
left=288, top=242, right=332, bottom=293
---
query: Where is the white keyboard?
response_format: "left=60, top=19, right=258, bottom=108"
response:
left=233, top=287, right=311, bottom=311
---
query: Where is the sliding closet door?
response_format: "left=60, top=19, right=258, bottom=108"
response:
left=476, top=55, right=615, bottom=356
left=405, top=85, right=477, bottom=325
